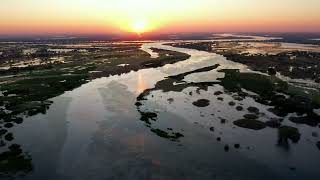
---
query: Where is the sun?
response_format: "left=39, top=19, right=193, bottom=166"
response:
left=131, top=20, right=148, bottom=34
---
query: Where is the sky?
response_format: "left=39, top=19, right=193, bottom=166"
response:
left=1, top=0, right=320, bottom=35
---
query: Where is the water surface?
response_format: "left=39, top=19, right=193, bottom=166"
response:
left=10, top=43, right=320, bottom=180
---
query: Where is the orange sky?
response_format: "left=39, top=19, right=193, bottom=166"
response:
left=1, top=0, right=320, bottom=34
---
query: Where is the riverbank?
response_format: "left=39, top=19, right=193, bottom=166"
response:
left=0, top=42, right=190, bottom=179
left=1, top=41, right=320, bottom=180
left=169, top=41, right=320, bottom=84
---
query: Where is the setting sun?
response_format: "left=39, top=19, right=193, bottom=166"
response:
left=131, top=20, right=148, bottom=34
left=1, top=0, right=320, bottom=34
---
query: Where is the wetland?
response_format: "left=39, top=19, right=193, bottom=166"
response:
left=1, top=35, right=320, bottom=179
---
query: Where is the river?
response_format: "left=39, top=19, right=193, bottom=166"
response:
left=11, top=42, right=320, bottom=180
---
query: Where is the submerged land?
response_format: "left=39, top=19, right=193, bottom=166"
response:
left=0, top=42, right=190, bottom=178
left=0, top=33, right=320, bottom=179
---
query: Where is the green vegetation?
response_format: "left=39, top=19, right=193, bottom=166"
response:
left=219, top=69, right=288, bottom=99
left=151, top=128, right=184, bottom=141
left=219, top=69, right=320, bottom=122
left=171, top=41, right=320, bottom=82
left=233, top=119, right=267, bottom=130
left=192, top=99, right=210, bottom=107
left=136, top=63, right=320, bottom=143
left=0, top=144, right=33, bottom=178
left=0, top=43, right=192, bottom=178
left=278, top=126, right=301, bottom=144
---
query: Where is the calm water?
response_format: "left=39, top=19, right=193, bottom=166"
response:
left=9, top=43, right=320, bottom=180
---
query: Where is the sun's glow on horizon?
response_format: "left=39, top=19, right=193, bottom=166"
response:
left=0, top=0, right=320, bottom=34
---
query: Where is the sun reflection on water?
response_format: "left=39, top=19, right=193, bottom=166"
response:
left=136, top=72, right=147, bottom=95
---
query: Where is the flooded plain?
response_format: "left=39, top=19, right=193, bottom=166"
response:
left=2, top=42, right=318, bottom=179
left=0, top=38, right=320, bottom=180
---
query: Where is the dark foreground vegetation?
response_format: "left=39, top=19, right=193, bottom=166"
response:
left=136, top=66, right=320, bottom=142
left=0, top=42, right=190, bottom=178
left=170, top=41, right=320, bottom=82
